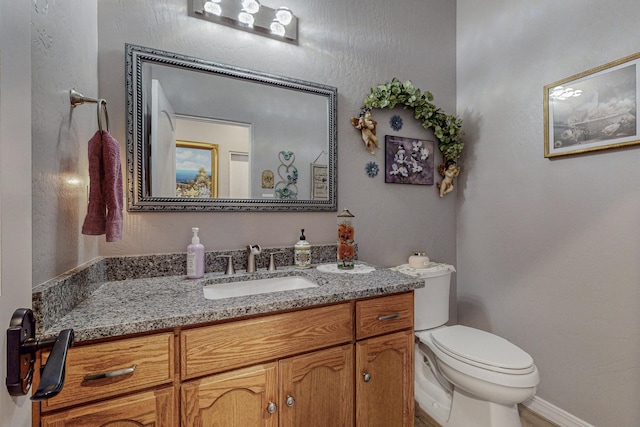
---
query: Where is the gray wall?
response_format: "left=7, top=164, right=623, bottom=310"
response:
left=31, top=1, right=100, bottom=285
left=1, top=3, right=33, bottom=426
left=26, top=0, right=640, bottom=424
left=32, top=0, right=457, bottom=309
left=456, top=1, right=640, bottom=425
left=93, top=1, right=458, bottom=270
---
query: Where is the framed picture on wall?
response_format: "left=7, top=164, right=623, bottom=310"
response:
left=544, top=52, right=640, bottom=158
left=384, top=136, right=434, bottom=185
left=175, top=140, right=219, bottom=198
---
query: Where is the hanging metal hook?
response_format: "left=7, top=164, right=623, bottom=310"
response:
left=69, top=88, right=98, bottom=107
left=70, top=89, right=110, bottom=132
left=97, top=99, right=110, bottom=132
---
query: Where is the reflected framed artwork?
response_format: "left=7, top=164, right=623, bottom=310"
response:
left=384, top=136, right=434, bottom=185
left=311, top=164, right=328, bottom=200
left=544, top=52, right=640, bottom=158
left=175, top=141, right=219, bottom=198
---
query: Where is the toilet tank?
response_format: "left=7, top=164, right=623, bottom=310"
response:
left=391, top=263, right=455, bottom=330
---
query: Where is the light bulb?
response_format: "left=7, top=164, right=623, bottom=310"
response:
left=270, top=20, right=286, bottom=36
left=238, top=10, right=255, bottom=26
left=275, top=7, right=293, bottom=25
left=241, top=0, right=261, bottom=14
left=203, top=1, right=222, bottom=15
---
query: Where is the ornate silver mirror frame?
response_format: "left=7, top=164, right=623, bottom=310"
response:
left=125, top=44, right=337, bottom=211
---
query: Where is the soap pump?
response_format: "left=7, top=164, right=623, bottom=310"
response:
left=294, top=229, right=311, bottom=269
left=187, top=227, right=205, bottom=279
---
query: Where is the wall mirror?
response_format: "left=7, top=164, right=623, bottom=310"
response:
left=125, top=44, right=337, bottom=211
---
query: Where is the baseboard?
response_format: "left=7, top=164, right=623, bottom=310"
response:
left=523, top=396, right=594, bottom=427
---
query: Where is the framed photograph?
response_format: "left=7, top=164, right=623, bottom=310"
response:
left=311, top=164, right=328, bottom=200
left=544, top=52, right=640, bottom=158
left=384, top=136, right=434, bottom=185
left=175, top=141, right=219, bottom=198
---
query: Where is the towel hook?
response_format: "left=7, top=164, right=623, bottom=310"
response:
left=70, top=89, right=98, bottom=107
left=97, top=99, right=110, bottom=133
left=70, top=89, right=110, bottom=132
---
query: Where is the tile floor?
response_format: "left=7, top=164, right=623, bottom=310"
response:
left=414, top=403, right=560, bottom=427
left=415, top=403, right=440, bottom=427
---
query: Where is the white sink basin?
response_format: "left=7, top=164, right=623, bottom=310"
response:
left=203, top=276, right=318, bottom=300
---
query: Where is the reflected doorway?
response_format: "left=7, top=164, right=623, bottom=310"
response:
left=173, top=116, right=250, bottom=199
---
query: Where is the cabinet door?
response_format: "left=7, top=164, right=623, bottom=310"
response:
left=181, top=362, right=278, bottom=427
left=279, top=345, right=354, bottom=427
left=356, top=330, right=414, bottom=427
left=40, top=387, right=175, bottom=427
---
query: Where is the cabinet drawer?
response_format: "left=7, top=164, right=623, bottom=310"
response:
left=356, top=292, right=413, bottom=340
left=181, top=303, right=353, bottom=380
left=40, top=333, right=174, bottom=412
left=41, top=386, right=175, bottom=427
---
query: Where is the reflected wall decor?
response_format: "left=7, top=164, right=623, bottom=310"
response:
left=175, top=141, right=219, bottom=198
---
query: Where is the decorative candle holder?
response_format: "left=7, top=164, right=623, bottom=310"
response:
left=337, top=208, right=355, bottom=269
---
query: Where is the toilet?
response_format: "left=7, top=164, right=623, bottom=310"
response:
left=391, top=263, right=539, bottom=427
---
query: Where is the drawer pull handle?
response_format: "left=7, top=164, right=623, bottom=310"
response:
left=363, top=372, right=372, bottom=383
left=267, top=401, right=278, bottom=414
left=378, top=313, right=400, bottom=321
left=83, top=364, right=137, bottom=381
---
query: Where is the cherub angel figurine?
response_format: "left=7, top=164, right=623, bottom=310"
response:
left=351, top=108, right=380, bottom=154
left=437, top=159, right=461, bottom=197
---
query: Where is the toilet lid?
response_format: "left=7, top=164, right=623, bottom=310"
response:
left=430, top=325, right=534, bottom=372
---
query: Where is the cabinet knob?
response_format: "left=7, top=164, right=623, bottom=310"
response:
left=286, top=395, right=295, bottom=407
left=267, top=401, right=277, bottom=414
left=363, top=372, right=372, bottom=383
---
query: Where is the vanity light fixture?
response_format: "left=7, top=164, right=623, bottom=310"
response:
left=190, top=0, right=298, bottom=43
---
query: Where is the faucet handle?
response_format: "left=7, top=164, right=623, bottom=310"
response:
left=216, top=255, right=235, bottom=275
left=268, top=251, right=287, bottom=271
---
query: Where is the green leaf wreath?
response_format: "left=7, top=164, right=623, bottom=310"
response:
left=362, top=78, right=464, bottom=161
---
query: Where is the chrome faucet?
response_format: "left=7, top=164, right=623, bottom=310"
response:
left=246, top=244, right=262, bottom=273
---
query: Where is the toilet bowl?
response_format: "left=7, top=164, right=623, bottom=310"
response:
left=391, top=263, right=539, bottom=427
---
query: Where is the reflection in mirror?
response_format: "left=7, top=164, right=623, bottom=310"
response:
left=126, top=44, right=337, bottom=211
left=175, top=140, right=219, bottom=199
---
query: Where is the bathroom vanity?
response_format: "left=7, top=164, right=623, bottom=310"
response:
left=30, top=254, right=422, bottom=427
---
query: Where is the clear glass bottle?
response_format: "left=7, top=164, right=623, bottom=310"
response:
left=337, top=209, right=355, bottom=269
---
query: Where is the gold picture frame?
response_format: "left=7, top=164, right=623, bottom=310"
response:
left=175, top=140, right=219, bottom=198
left=544, top=52, right=640, bottom=158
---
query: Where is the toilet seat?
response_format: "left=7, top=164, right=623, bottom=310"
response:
left=430, top=325, right=535, bottom=374
left=416, top=326, right=540, bottom=388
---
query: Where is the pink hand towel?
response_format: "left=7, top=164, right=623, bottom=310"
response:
left=82, top=130, right=123, bottom=242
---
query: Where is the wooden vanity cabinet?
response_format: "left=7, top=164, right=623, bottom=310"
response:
left=36, top=333, right=177, bottom=426
left=40, top=387, right=175, bottom=427
left=180, top=303, right=354, bottom=427
left=33, top=292, right=414, bottom=427
left=181, top=344, right=354, bottom=427
left=355, top=292, right=415, bottom=427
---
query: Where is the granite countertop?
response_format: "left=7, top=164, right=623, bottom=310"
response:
left=42, top=262, right=423, bottom=342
